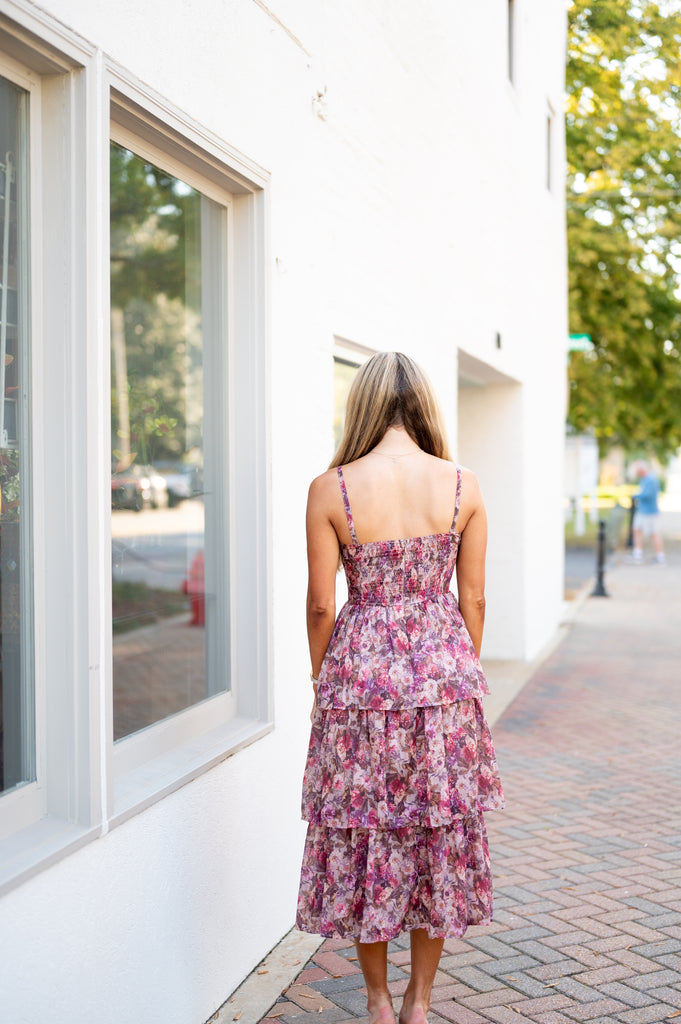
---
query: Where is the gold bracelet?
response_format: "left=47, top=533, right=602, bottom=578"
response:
left=310, top=670, right=318, bottom=684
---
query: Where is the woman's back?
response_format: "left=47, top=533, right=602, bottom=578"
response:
left=322, top=452, right=478, bottom=549
left=335, top=453, right=459, bottom=543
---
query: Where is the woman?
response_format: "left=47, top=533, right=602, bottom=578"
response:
left=296, top=352, right=503, bottom=1024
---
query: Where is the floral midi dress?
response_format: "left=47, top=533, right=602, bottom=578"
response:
left=296, top=465, right=504, bottom=943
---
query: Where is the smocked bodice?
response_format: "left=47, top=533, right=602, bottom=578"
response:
left=341, top=532, right=461, bottom=606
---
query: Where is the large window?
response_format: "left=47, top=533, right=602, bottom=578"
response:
left=0, top=15, right=269, bottom=883
left=0, top=74, right=33, bottom=797
left=110, top=144, right=230, bottom=741
left=108, top=103, right=269, bottom=801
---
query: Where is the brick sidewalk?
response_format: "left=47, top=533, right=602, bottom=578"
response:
left=263, top=551, right=681, bottom=1024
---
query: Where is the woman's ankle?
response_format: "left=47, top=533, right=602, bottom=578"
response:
left=398, top=992, right=430, bottom=1024
left=368, top=995, right=393, bottom=1008
left=366, top=997, right=395, bottom=1024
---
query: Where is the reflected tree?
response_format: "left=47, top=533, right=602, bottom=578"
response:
left=110, top=144, right=203, bottom=469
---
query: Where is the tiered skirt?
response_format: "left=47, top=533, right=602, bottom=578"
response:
left=296, top=695, right=504, bottom=943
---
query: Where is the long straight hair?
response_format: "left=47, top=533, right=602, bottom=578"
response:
left=331, top=351, right=452, bottom=468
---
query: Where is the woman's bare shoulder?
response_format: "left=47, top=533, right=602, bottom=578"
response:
left=425, top=454, right=465, bottom=483
left=458, top=464, right=481, bottom=491
left=457, top=465, right=484, bottom=517
left=308, top=467, right=341, bottom=504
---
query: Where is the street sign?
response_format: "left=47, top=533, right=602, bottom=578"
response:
left=568, top=333, right=594, bottom=352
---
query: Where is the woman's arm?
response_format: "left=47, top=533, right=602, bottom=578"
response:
left=455, top=474, right=488, bottom=657
left=306, top=475, right=340, bottom=683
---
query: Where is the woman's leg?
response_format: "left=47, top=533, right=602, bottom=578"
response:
left=354, top=940, right=396, bottom=1024
left=399, top=929, right=444, bottom=1024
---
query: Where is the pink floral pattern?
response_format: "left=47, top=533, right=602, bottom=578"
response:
left=296, top=465, right=504, bottom=943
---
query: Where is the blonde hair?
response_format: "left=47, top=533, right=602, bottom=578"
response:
left=331, top=351, right=452, bottom=467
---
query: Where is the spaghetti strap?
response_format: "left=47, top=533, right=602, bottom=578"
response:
left=450, top=465, right=462, bottom=533
left=337, top=466, right=358, bottom=543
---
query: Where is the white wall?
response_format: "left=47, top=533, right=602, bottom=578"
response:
left=452, top=0, right=568, bottom=660
left=458, top=378, right=526, bottom=659
left=2, top=732, right=307, bottom=1023
left=0, top=1, right=567, bottom=1021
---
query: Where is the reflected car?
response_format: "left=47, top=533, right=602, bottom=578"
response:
left=111, top=464, right=169, bottom=511
left=153, top=462, right=203, bottom=507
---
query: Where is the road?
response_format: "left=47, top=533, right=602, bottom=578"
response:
left=111, top=498, right=204, bottom=590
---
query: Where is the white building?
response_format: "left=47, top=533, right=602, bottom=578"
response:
left=0, top=1, right=567, bottom=1021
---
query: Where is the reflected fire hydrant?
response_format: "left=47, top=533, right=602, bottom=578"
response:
left=182, top=549, right=205, bottom=626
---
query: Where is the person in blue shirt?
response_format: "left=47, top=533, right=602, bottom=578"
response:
left=632, top=461, right=665, bottom=564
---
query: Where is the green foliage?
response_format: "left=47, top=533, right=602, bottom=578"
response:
left=112, top=379, right=179, bottom=467
left=567, top=0, right=681, bottom=459
left=110, top=144, right=203, bottom=465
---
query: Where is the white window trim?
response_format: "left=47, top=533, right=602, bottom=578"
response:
left=0, top=2, right=272, bottom=892
left=0, top=6, right=100, bottom=894
left=507, top=0, right=516, bottom=86
left=106, top=77, right=272, bottom=826
left=333, top=335, right=376, bottom=367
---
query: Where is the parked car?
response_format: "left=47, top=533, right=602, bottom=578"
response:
left=153, top=462, right=203, bottom=507
left=111, top=464, right=169, bottom=511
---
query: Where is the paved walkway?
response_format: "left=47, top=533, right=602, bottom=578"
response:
left=255, top=540, right=681, bottom=1024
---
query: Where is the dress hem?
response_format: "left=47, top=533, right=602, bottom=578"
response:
left=294, top=911, right=494, bottom=944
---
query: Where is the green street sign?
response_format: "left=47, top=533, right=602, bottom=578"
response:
left=568, top=333, right=594, bottom=352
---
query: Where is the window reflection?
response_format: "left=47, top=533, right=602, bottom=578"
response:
left=333, top=356, right=361, bottom=450
left=110, top=144, right=224, bottom=741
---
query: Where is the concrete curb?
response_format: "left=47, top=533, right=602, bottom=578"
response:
left=208, top=929, right=324, bottom=1024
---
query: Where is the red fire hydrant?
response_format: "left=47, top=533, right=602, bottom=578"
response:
left=182, top=549, right=205, bottom=626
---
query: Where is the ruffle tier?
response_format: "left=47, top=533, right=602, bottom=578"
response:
left=296, top=815, right=494, bottom=943
left=316, top=594, right=489, bottom=710
left=302, top=698, right=504, bottom=829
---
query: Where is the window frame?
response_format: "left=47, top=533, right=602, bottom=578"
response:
left=507, top=0, right=516, bottom=85
left=0, top=53, right=44, bottom=839
left=332, top=336, right=375, bottom=451
left=0, top=4, right=271, bottom=891
left=106, top=79, right=273, bottom=825
left=0, top=12, right=101, bottom=892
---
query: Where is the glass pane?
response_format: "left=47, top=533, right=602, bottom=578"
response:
left=0, top=76, right=34, bottom=794
left=333, top=357, right=360, bottom=450
left=110, top=144, right=228, bottom=741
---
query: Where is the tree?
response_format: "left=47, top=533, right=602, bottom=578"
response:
left=567, top=0, right=681, bottom=459
left=110, top=144, right=202, bottom=467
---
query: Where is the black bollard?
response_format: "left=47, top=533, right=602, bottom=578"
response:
left=626, top=496, right=637, bottom=549
left=592, top=518, right=609, bottom=597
